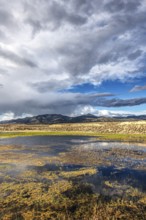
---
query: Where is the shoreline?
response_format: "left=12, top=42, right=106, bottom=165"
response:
left=1, top=130, right=146, bottom=143
left=0, top=121, right=146, bottom=143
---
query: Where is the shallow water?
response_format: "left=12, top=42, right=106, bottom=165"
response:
left=0, top=136, right=146, bottom=186
left=0, top=136, right=146, bottom=219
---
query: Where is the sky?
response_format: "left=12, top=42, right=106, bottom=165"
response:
left=0, top=0, right=146, bottom=120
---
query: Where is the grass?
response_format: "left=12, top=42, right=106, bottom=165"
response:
left=0, top=131, right=94, bottom=138
left=60, top=168, right=97, bottom=178
left=1, top=121, right=146, bottom=142
left=97, top=133, right=146, bottom=143
left=1, top=130, right=146, bottom=143
left=1, top=176, right=146, bottom=220
left=1, top=166, right=146, bottom=220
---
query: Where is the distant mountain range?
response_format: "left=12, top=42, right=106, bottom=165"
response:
left=1, top=113, right=146, bottom=124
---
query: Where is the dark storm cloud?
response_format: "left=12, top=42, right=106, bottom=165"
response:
left=130, top=85, right=146, bottom=92
left=31, top=80, right=69, bottom=92
left=24, top=0, right=87, bottom=33
left=128, top=50, right=142, bottom=60
left=0, top=5, right=20, bottom=33
left=0, top=92, right=114, bottom=116
left=66, top=0, right=102, bottom=16
left=0, top=8, right=14, bottom=26
left=104, top=0, right=141, bottom=13
left=97, top=97, right=146, bottom=107
left=52, top=4, right=146, bottom=79
left=29, top=92, right=114, bottom=114
left=3, top=93, right=145, bottom=115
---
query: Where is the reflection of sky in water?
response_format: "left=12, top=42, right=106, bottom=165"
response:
left=1, top=136, right=146, bottom=151
left=0, top=136, right=90, bottom=146
left=0, top=136, right=146, bottom=196
left=0, top=136, right=146, bottom=162
left=74, top=141, right=146, bottom=152
left=1, top=136, right=146, bottom=159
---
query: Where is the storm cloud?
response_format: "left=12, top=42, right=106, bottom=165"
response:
left=0, top=0, right=146, bottom=118
left=97, top=97, right=146, bottom=107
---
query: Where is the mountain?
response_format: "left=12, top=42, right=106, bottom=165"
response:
left=0, top=113, right=113, bottom=124
left=126, top=115, right=146, bottom=120
left=1, top=114, right=70, bottom=124
left=0, top=113, right=146, bottom=124
left=113, top=115, right=146, bottom=121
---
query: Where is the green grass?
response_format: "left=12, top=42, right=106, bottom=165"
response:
left=0, top=131, right=95, bottom=138
left=98, top=133, right=146, bottom=143
left=1, top=131, right=146, bottom=143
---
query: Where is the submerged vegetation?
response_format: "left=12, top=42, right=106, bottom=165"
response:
left=1, top=162, right=146, bottom=219
left=0, top=121, right=146, bottom=219
left=1, top=178, right=146, bottom=220
left=0, top=136, right=146, bottom=219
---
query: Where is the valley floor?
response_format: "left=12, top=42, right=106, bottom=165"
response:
left=0, top=121, right=146, bottom=142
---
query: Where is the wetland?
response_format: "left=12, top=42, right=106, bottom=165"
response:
left=0, top=136, right=146, bottom=219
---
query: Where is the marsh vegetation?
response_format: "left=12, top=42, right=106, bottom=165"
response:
left=0, top=136, right=146, bottom=219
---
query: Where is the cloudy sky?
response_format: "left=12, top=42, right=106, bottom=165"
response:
left=0, top=0, right=146, bottom=120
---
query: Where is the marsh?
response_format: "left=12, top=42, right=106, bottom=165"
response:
left=0, top=136, right=146, bottom=219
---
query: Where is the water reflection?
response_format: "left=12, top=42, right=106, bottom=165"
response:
left=0, top=136, right=146, bottom=219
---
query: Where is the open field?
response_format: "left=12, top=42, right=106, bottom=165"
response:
left=0, top=121, right=146, bottom=142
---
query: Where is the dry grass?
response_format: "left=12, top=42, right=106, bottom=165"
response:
left=1, top=121, right=146, bottom=142
left=1, top=121, right=146, bottom=134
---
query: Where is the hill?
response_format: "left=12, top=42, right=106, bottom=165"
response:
left=0, top=113, right=146, bottom=125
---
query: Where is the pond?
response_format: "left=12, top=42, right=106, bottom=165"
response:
left=0, top=136, right=146, bottom=219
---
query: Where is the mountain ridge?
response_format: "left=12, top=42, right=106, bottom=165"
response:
left=1, top=113, right=146, bottom=124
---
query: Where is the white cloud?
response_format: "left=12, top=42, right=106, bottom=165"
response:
left=0, top=0, right=146, bottom=116
left=0, top=112, right=15, bottom=121
left=0, top=112, right=32, bottom=121
left=96, top=110, right=146, bottom=117
left=71, top=105, right=97, bottom=116
left=72, top=106, right=146, bottom=117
